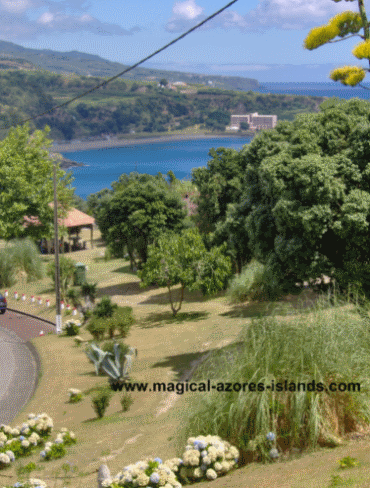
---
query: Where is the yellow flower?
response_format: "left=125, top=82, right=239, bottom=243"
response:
left=353, top=40, right=370, bottom=59
left=330, top=66, right=366, bottom=86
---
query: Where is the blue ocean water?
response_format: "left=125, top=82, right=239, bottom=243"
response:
left=256, top=82, right=370, bottom=100
left=63, top=136, right=252, bottom=199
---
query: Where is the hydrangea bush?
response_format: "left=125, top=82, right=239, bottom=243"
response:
left=68, top=388, right=83, bottom=403
left=106, top=457, right=182, bottom=488
left=102, top=435, right=240, bottom=487
left=178, top=435, right=239, bottom=484
left=0, top=414, right=76, bottom=473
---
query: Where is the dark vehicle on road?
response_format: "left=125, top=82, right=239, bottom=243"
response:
left=0, top=293, right=7, bottom=314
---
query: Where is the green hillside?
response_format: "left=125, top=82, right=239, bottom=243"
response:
left=0, top=40, right=259, bottom=92
left=0, top=69, right=326, bottom=142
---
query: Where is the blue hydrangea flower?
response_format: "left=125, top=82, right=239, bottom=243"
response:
left=154, top=457, right=162, bottom=464
left=179, top=459, right=183, bottom=464
left=19, top=435, right=25, bottom=441
left=200, top=464, right=207, bottom=471
left=13, top=483, right=23, bottom=488
left=149, top=473, right=160, bottom=484
left=198, top=441, right=207, bottom=450
left=266, top=432, right=275, bottom=442
left=269, top=448, right=279, bottom=459
left=40, top=450, right=46, bottom=458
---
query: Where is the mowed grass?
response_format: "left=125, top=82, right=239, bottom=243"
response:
left=3, top=230, right=370, bottom=487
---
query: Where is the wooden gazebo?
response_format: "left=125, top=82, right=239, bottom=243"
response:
left=24, top=206, right=95, bottom=253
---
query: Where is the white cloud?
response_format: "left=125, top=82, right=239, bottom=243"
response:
left=173, top=0, right=203, bottom=20
left=165, top=0, right=205, bottom=32
left=166, top=0, right=358, bottom=33
left=37, top=11, right=53, bottom=23
left=0, top=0, right=141, bottom=40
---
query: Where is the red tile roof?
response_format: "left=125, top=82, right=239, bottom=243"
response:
left=24, top=206, right=95, bottom=228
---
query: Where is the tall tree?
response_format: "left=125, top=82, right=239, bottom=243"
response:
left=96, top=176, right=187, bottom=267
left=0, top=124, right=73, bottom=240
left=233, top=98, right=370, bottom=295
left=139, top=228, right=232, bottom=316
left=304, top=1, right=370, bottom=87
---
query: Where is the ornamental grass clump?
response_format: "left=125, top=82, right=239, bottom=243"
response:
left=178, top=293, right=370, bottom=464
left=107, top=457, right=182, bottom=488
left=178, top=435, right=239, bottom=484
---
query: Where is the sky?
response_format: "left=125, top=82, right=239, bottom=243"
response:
left=0, top=0, right=367, bottom=82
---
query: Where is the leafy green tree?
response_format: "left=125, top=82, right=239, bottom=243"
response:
left=138, top=228, right=232, bottom=316
left=240, top=121, right=249, bottom=131
left=96, top=175, right=187, bottom=266
left=0, top=124, right=73, bottom=240
left=191, top=147, right=245, bottom=234
left=234, top=98, right=370, bottom=295
left=159, top=78, right=168, bottom=87
left=304, top=2, right=369, bottom=87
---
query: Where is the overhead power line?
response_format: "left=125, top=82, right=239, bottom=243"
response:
left=1, top=0, right=239, bottom=131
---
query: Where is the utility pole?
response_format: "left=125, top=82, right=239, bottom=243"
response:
left=53, top=164, right=62, bottom=334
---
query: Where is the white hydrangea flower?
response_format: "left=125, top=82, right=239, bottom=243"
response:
left=214, top=462, right=223, bottom=471
left=193, top=467, right=202, bottom=478
left=101, top=478, right=113, bottom=487
left=135, top=472, right=150, bottom=486
left=0, top=454, right=10, bottom=464
left=202, top=455, right=212, bottom=465
left=21, top=440, right=30, bottom=448
left=206, top=468, right=217, bottom=480
left=221, top=460, right=231, bottom=471
left=29, top=479, right=47, bottom=487
left=60, top=427, right=68, bottom=433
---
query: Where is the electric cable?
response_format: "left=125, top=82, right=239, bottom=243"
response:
left=0, top=0, right=239, bottom=131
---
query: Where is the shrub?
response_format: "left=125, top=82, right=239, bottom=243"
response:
left=93, top=295, right=118, bottom=318
left=91, top=389, right=112, bottom=419
left=64, top=320, right=81, bottom=336
left=42, top=443, right=66, bottom=460
left=66, top=287, right=81, bottom=308
left=81, top=282, right=98, bottom=303
left=120, top=393, right=134, bottom=412
left=113, top=307, right=135, bottom=338
left=104, top=306, right=135, bottom=339
left=86, top=317, right=107, bottom=340
left=68, top=389, right=83, bottom=403
left=16, top=461, right=37, bottom=475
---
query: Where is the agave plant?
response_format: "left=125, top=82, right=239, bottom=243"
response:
left=85, top=342, right=113, bottom=375
left=85, top=342, right=137, bottom=390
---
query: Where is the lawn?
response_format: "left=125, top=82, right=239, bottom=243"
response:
left=2, top=230, right=370, bottom=487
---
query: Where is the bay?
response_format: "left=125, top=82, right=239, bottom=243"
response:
left=62, top=136, right=253, bottom=199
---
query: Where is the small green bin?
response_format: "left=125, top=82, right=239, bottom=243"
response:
left=74, top=262, right=87, bottom=286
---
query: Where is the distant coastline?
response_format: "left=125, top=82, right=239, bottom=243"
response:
left=51, top=133, right=253, bottom=154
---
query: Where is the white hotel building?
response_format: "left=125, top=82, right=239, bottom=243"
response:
left=227, top=113, right=278, bottom=131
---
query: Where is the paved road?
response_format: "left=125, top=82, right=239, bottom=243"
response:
left=0, top=310, right=55, bottom=424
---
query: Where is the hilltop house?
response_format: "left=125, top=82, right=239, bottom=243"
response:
left=227, top=112, right=278, bottom=131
